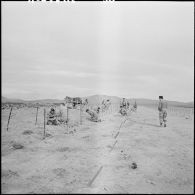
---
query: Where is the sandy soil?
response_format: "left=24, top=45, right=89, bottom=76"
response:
left=1, top=106, right=194, bottom=194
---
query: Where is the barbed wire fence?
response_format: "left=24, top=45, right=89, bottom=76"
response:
left=1, top=103, right=122, bottom=137
left=2, top=103, right=194, bottom=137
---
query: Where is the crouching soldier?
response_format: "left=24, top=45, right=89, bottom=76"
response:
left=119, top=106, right=127, bottom=116
left=47, top=108, right=59, bottom=125
left=96, top=107, right=101, bottom=114
left=86, top=108, right=101, bottom=122
left=158, top=96, right=168, bottom=127
left=119, top=98, right=128, bottom=116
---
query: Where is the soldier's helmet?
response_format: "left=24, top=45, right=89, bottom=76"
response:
left=51, top=108, right=55, bottom=111
left=86, top=109, right=89, bottom=112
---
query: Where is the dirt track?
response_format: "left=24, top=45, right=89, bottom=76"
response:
left=1, top=106, right=194, bottom=194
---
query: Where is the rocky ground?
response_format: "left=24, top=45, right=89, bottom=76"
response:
left=1, top=106, right=194, bottom=194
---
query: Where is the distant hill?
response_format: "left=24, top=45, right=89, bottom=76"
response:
left=1, top=95, right=194, bottom=108
left=85, top=95, right=194, bottom=108
left=2, top=96, right=26, bottom=103
left=29, top=99, right=64, bottom=104
left=127, top=98, right=194, bottom=108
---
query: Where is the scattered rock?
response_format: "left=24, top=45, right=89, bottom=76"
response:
left=130, top=162, right=137, bottom=169
left=146, top=179, right=155, bottom=185
left=22, top=130, right=33, bottom=135
left=12, top=143, right=24, bottom=150
left=57, top=147, right=70, bottom=152
left=53, top=168, right=67, bottom=177
left=45, top=133, right=52, bottom=137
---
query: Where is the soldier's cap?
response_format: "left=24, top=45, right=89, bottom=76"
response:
left=51, top=108, right=55, bottom=111
left=159, top=96, right=163, bottom=99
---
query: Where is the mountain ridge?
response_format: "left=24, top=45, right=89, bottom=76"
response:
left=1, top=95, right=194, bottom=108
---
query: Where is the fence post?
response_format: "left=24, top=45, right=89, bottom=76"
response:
left=35, top=107, right=39, bottom=125
left=67, top=107, right=69, bottom=131
left=7, top=106, right=13, bottom=131
left=80, top=105, right=82, bottom=125
left=44, top=108, right=46, bottom=137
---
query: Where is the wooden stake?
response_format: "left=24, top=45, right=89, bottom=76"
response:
left=7, top=107, right=13, bottom=131
left=109, top=140, right=117, bottom=152
left=44, top=108, right=46, bottom=137
left=114, top=131, right=120, bottom=139
left=80, top=106, right=82, bottom=125
left=35, top=107, right=39, bottom=125
left=67, top=107, right=69, bottom=131
left=88, top=166, right=104, bottom=187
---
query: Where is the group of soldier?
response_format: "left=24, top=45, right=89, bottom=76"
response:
left=119, top=98, right=137, bottom=116
left=46, top=96, right=168, bottom=127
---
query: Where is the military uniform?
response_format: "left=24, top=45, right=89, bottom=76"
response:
left=158, top=99, right=168, bottom=127
left=86, top=109, right=101, bottom=122
left=119, top=98, right=128, bottom=115
left=121, top=99, right=127, bottom=109
left=47, top=108, right=59, bottom=125
left=119, top=107, right=127, bottom=116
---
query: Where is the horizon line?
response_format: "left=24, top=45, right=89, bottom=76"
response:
left=2, top=94, right=194, bottom=104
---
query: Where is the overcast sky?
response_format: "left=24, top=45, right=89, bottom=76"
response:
left=2, top=1, right=194, bottom=102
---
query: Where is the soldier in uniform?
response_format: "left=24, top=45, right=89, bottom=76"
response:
left=158, top=96, right=168, bottom=127
left=121, top=98, right=127, bottom=109
left=47, top=108, right=59, bottom=125
left=119, top=98, right=128, bottom=115
left=119, top=107, right=127, bottom=116
left=96, top=107, right=101, bottom=114
left=86, top=108, right=101, bottom=122
left=133, top=101, right=137, bottom=112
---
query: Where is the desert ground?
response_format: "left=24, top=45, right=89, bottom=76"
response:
left=1, top=105, right=194, bottom=194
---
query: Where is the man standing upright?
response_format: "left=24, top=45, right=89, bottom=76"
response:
left=121, top=98, right=127, bottom=109
left=158, top=96, right=168, bottom=127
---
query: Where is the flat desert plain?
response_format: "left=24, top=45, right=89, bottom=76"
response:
left=1, top=106, right=194, bottom=194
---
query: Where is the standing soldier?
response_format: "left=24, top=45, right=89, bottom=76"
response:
left=121, top=98, right=127, bottom=109
left=158, top=96, right=168, bottom=127
left=127, top=101, right=130, bottom=109
left=133, top=101, right=137, bottom=111
left=119, top=98, right=126, bottom=115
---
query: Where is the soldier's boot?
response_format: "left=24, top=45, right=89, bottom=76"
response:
left=164, top=123, right=166, bottom=127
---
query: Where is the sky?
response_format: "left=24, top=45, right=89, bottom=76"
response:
left=2, top=1, right=194, bottom=102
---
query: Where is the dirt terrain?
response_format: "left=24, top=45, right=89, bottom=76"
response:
left=1, top=106, right=194, bottom=194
